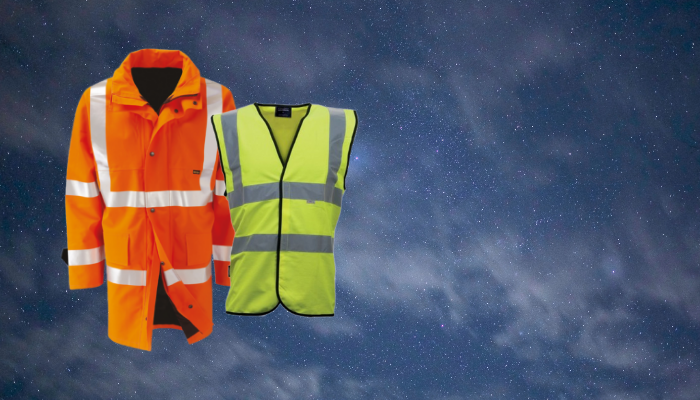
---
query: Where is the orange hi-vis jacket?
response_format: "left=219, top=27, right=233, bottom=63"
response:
left=64, top=49, right=235, bottom=350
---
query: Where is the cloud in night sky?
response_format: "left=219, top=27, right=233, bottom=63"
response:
left=2, top=1, right=700, bottom=399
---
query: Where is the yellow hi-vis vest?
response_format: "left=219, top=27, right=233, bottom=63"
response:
left=212, top=103, right=358, bottom=316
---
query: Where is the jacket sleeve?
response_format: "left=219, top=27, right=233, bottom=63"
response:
left=211, top=86, right=236, bottom=286
left=65, top=88, right=105, bottom=289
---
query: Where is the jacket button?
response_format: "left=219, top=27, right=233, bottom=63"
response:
left=188, top=304, right=193, bottom=309
left=150, top=208, right=155, bottom=213
left=150, top=152, right=155, bottom=156
left=160, top=261, right=164, bottom=266
left=174, top=109, right=178, bottom=113
left=193, top=101, right=197, bottom=105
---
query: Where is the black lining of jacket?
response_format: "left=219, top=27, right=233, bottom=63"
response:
left=131, top=67, right=182, bottom=114
left=131, top=66, right=197, bottom=336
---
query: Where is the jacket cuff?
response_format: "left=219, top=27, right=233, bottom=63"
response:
left=214, top=260, right=230, bottom=286
left=69, top=263, right=105, bottom=289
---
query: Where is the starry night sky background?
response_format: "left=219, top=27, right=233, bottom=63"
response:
left=2, top=1, right=700, bottom=399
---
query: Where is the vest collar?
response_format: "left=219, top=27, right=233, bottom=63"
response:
left=110, top=49, right=202, bottom=106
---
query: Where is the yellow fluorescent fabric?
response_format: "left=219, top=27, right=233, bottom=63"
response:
left=212, top=103, right=358, bottom=316
left=257, top=105, right=310, bottom=164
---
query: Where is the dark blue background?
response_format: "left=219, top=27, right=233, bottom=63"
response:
left=2, top=1, right=699, bottom=398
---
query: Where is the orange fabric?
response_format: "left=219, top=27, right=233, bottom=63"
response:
left=65, top=49, right=235, bottom=350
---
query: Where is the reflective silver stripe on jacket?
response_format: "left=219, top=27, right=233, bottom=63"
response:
left=200, top=79, right=223, bottom=192
left=107, top=266, right=146, bottom=286
left=88, top=79, right=224, bottom=208
left=213, top=245, right=232, bottom=261
left=215, top=180, right=226, bottom=196
left=68, top=246, right=105, bottom=266
left=106, top=266, right=212, bottom=286
left=66, top=179, right=100, bottom=198
left=164, top=267, right=212, bottom=286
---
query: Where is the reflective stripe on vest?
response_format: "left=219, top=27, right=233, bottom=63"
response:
left=231, top=234, right=334, bottom=254
left=213, top=103, right=357, bottom=316
left=88, top=79, right=224, bottom=208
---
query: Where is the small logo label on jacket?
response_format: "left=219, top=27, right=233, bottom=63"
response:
left=307, top=200, right=316, bottom=204
left=193, top=170, right=201, bottom=175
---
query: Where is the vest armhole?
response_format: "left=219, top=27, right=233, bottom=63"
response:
left=342, top=110, right=359, bottom=191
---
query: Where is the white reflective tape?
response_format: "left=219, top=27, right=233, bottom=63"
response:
left=102, top=189, right=146, bottom=208
left=163, top=269, right=181, bottom=286
left=96, top=189, right=213, bottom=208
left=68, top=246, right=105, bottom=266
left=146, top=191, right=169, bottom=208
left=89, top=80, right=110, bottom=191
left=107, top=266, right=146, bottom=286
left=66, top=179, right=100, bottom=198
left=169, top=190, right=213, bottom=207
left=88, top=78, right=216, bottom=209
left=201, top=80, right=223, bottom=191
left=164, top=266, right=211, bottom=286
left=212, top=245, right=232, bottom=261
left=89, top=80, right=115, bottom=204
left=215, top=180, right=226, bottom=196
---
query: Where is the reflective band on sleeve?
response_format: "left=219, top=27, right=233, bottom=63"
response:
left=68, top=246, right=105, bottom=266
left=213, top=245, right=232, bottom=261
left=325, top=107, right=347, bottom=206
left=66, top=179, right=100, bottom=198
left=164, top=266, right=212, bottom=286
left=200, top=80, right=223, bottom=192
left=107, top=266, right=147, bottom=286
left=232, top=234, right=333, bottom=254
left=215, top=180, right=226, bottom=196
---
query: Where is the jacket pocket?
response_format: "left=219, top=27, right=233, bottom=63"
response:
left=186, top=232, right=212, bottom=266
left=104, top=230, right=130, bottom=266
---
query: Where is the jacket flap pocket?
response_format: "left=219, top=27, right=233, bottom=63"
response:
left=104, top=230, right=129, bottom=266
left=186, top=232, right=212, bottom=266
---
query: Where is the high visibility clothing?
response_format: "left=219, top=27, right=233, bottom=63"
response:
left=212, top=103, right=358, bottom=316
left=64, top=49, right=236, bottom=350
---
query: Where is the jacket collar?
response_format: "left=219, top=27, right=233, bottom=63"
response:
left=110, top=49, right=202, bottom=107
